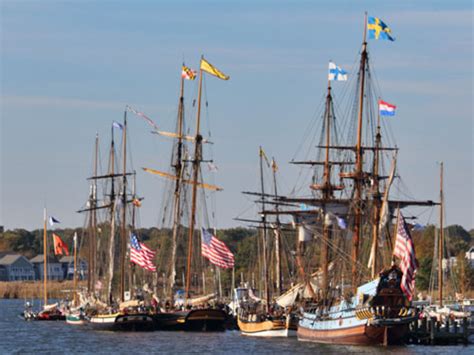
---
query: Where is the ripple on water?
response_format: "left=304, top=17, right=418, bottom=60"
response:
left=0, top=299, right=472, bottom=354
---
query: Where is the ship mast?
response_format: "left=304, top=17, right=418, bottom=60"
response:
left=73, top=232, right=78, bottom=306
left=120, top=110, right=128, bottom=302
left=185, top=57, right=204, bottom=301
left=129, top=172, right=137, bottom=299
left=106, top=125, right=116, bottom=302
left=43, top=207, right=48, bottom=306
left=169, top=69, right=186, bottom=301
left=321, top=80, right=333, bottom=302
left=438, top=162, right=444, bottom=307
left=370, top=106, right=382, bottom=278
left=259, top=147, right=270, bottom=309
left=271, top=157, right=282, bottom=295
left=87, top=134, right=99, bottom=294
left=351, top=13, right=369, bottom=290
left=92, top=134, right=98, bottom=294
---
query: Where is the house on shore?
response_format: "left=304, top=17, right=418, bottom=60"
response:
left=30, top=255, right=64, bottom=281
left=59, top=256, right=88, bottom=280
left=0, top=254, right=36, bottom=281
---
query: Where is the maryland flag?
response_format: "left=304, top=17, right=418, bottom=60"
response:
left=200, top=58, right=230, bottom=80
left=132, top=198, right=142, bottom=207
left=181, top=65, right=197, bottom=80
left=52, top=233, right=69, bottom=256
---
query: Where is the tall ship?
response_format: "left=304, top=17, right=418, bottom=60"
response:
left=263, top=14, right=437, bottom=345
left=138, top=57, right=233, bottom=331
left=77, top=113, right=155, bottom=331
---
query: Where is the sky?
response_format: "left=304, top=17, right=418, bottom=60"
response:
left=1, top=0, right=472, bottom=231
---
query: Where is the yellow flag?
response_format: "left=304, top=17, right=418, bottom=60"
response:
left=200, top=58, right=230, bottom=80
left=259, top=147, right=270, bottom=167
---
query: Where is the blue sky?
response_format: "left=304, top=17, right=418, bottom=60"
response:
left=1, top=0, right=472, bottom=231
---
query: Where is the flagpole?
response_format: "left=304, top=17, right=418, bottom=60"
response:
left=43, top=207, right=48, bottom=307
left=185, top=56, right=204, bottom=301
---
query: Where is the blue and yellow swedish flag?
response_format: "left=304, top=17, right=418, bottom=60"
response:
left=367, top=17, right=395, bottom=41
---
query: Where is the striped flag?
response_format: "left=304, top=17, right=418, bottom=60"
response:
left=393, top=211, right=418, bottom=300
left=201, top=228, right=234, bottom=269
left=379, top=100, right=396, bottom=116
left=130, top=234, right=156, bottom=272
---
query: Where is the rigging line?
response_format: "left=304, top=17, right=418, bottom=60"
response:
left=307, top=224, right=370, bottom=273
left=290, top=90, right=327, bottom=161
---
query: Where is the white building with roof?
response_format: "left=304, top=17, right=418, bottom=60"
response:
left=0, top=254, right=36, bottom=281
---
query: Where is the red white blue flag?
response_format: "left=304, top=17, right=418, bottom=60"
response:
left=201, top=228, right=234, bottom=269
left=393, top=211, right=418, bottom=300
left=379, top=100, right=396, bottom=116
left=130, top=234, right=156, bottom=272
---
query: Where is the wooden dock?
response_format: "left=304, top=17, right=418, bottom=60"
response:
left=407, top=317, right=470, bottom=345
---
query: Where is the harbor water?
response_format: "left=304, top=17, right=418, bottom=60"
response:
left=0, top=299, right=472, bottom=354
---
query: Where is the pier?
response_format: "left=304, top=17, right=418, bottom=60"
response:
left=408, top=317, right=470, bottom=345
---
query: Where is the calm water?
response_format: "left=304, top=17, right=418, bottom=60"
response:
left=0, top=299, right=472, bottom=354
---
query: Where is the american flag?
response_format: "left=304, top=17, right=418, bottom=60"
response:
left=130, top=234, right=156, bottom=272
left=201, top=228, right=234, bottom=269
left=393, top=211, right=417, bottom=300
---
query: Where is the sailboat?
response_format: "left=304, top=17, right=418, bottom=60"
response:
left=263, top=14, right=437, bottom=345
left=237, top=149, right=298, bottom=337
left=65, top=232, right=88, bottom=325
left=24, top=211, right=66, bottom=321
left=422, top=163, right=470, bottom=322
left=139, top=58, right=230, bottom=331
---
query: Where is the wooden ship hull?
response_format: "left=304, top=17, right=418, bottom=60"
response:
left=152, top=308, right=227, bottom=331
left=298, top=321, right=408, bottom=345
left=298, top=268, right=416, bottom=346
left=88, top=312, right=155, bottom=331
left=238, top=315, right=297, bottom=337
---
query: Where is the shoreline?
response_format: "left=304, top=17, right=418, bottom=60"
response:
left=0, top=281, right=86, bottom=300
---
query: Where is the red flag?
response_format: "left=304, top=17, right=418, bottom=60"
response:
left=52, top=233, right=69, bottom=256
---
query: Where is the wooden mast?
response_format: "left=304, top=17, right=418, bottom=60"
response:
left=438, top=162, right=444, bottom=307
left=120, top=110, right=128, bottom=302
left=130, top=171, right=137, bottom=299
left=185, top=57, right=204, bottom=301
left=106, top=125, right=116, bottom=302
left=351, top=13, right=368, bottom=290
left=370, top=103, right=382, bottom=278
left=170, top=68, right=186, bottom=300
left=259, top=147, right=270, bottom=309
left=91, top=134, right=98, bottom=295
left=321, top=80, right=333, bottom=302
left=73, top=232, right=78, bottom=306
left=271, top=157, right=282, bottom=295
left=43, top=207, right=48, bottom=306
